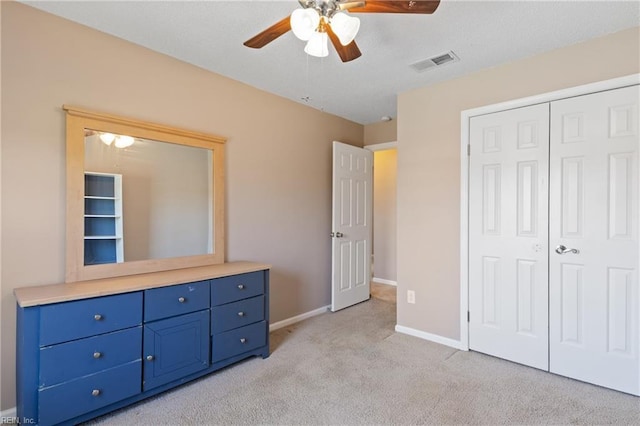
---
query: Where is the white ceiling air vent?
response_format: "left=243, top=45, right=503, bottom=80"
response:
left=410, top=51, right=459, bottom=72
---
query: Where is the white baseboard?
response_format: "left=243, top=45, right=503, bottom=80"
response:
left=395, top=325, right=467, bottom=351
left=1, top=407, right=17, bottom=420
left=269, top=305, right=330, bottom=332
left=372, top=277, right=397, bottom=286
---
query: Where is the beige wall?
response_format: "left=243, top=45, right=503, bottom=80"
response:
left=0, top=2, right=363, bottom=410
left=397, top=26, right=640, bottom=340
left=364, top=120, right=397, bottom=145
left=373, top=149, right=397, bottom=282
left=0, top=1, right=4, bottom=412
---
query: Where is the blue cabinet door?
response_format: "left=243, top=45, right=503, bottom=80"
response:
left=143, top=310, right=209, bottom=391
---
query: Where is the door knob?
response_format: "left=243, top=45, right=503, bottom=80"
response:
left=555, top=245, right=579, bottom=255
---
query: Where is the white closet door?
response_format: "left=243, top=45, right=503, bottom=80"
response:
left=469, top=103, right=550, bottom=370
left=549, top=85, right=639, bottom=395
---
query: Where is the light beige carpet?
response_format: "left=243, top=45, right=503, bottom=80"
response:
left=84, top=295, right=639, bottom=425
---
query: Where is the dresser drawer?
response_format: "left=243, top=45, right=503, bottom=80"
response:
left=38, top=361, right=141, bottom=426
left=211, top=321, right=267, bottom=362
left=144, top=280, right=210, bottom=322
left=40, top=326, right=142, bottom=387
left=211, top=295, right=265, bottom=334
left=211, top=271, right=264, bottom=306
left=40, top=292, right=142, bottom=346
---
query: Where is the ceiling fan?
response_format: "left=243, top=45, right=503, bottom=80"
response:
left=243, top=0, right=441, bottom=62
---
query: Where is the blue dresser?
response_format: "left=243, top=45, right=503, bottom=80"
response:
left=15, top=262, right=270, bottom=426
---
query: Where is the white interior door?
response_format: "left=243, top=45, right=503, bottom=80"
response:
left=549, top=85, right=639, bottom=395
left=331, top=141, right=372, bottom=312
left=468, top=103, right=550, bottom=370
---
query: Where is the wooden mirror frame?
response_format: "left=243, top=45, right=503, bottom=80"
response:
left=64, top=106, right=226, bottom=282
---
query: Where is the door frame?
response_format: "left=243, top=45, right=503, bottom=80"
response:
left=459, top=73, right=640, bottom=351
left=366, top=141, right=398, bottom=286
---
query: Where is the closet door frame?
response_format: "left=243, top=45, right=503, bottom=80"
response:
left=460, top=73, right=640, bottom=350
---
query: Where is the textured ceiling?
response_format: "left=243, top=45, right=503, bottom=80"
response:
left=22, top=0, right=640, bottom=124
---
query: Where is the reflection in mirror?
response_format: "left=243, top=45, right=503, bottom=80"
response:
left=84, top=130, right=213, bottom=265
left=64, top=105, right=225, bottom=282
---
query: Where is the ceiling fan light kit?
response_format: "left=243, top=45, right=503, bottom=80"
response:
left=304, top=31, right=330, bottom=57
left=329, top=12, right=360, bottom=46
left=291, top=9, right=360, bottom=58
left=290, top=8, right=320, bottom=41
left=244, top=1, right=441, bottom=62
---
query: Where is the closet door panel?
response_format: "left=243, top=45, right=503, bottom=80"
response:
left=549, top=84, right=639, bottom=395
left=469, top=103, right=550, bottom=370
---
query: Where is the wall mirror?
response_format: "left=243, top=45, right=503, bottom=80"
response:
left=65, top=106, right=226, bottom=282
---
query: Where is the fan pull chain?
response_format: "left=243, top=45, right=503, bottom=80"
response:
left=319, top=55, right=325, bottom=112
left=305, top=53, right=310, bottom=103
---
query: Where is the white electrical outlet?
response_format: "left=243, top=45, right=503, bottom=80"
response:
left=407, top=290, right=415, bottom=304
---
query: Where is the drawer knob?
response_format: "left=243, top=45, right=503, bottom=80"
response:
left=94, top=314, right=103, bottom=321
left=91, top=389, right=101, bottom=397
left=178, top=297, right=186, bottom=303
left=238, top=311, right=245, bottom=317
left=240, top=338, right=247, bottom=344
left=146, top=355, right=155, bottom=361
left=237, top=284, right=245, bottom=290
left=93, top=352, right=102, bottom=359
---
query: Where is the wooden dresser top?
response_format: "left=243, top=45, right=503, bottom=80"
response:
left=14, top=261, right=271, bottom=307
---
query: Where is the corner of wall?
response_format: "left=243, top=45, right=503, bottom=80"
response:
left=364, top=120, right=397, bottom=146
left=0, top=0, right=5, bottom=411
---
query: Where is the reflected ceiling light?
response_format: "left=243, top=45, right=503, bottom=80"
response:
left=99, top=132, right=115, bottom=145
left=97, top=131, right=135, bottom=148
left=330, top=12, right=360, bottom=46
left=114, top=135, right=135, bottom=148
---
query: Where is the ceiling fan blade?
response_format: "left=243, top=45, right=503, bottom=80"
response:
left=346, top=0, right=440, bottom=14
left=243, top=16, right=292, bottom=49
left=338, top=1, right=366, bottom=11
left=326, top=25, right=362, bottom=63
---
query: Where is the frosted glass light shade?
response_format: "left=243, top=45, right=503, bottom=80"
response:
left=114, top=135, right=135, bottom=148
left=99, top=132, right=115, bottom=145
left=304, top=31, right=329, bottom=57
left=330, top=12, right=360, bottom=46
left=291, top=8, right=320, bottom=41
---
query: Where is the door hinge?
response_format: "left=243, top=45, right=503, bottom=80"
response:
left=467, top=144, right=471, bottom=156
left=467, top=311, right=470, bottom=322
